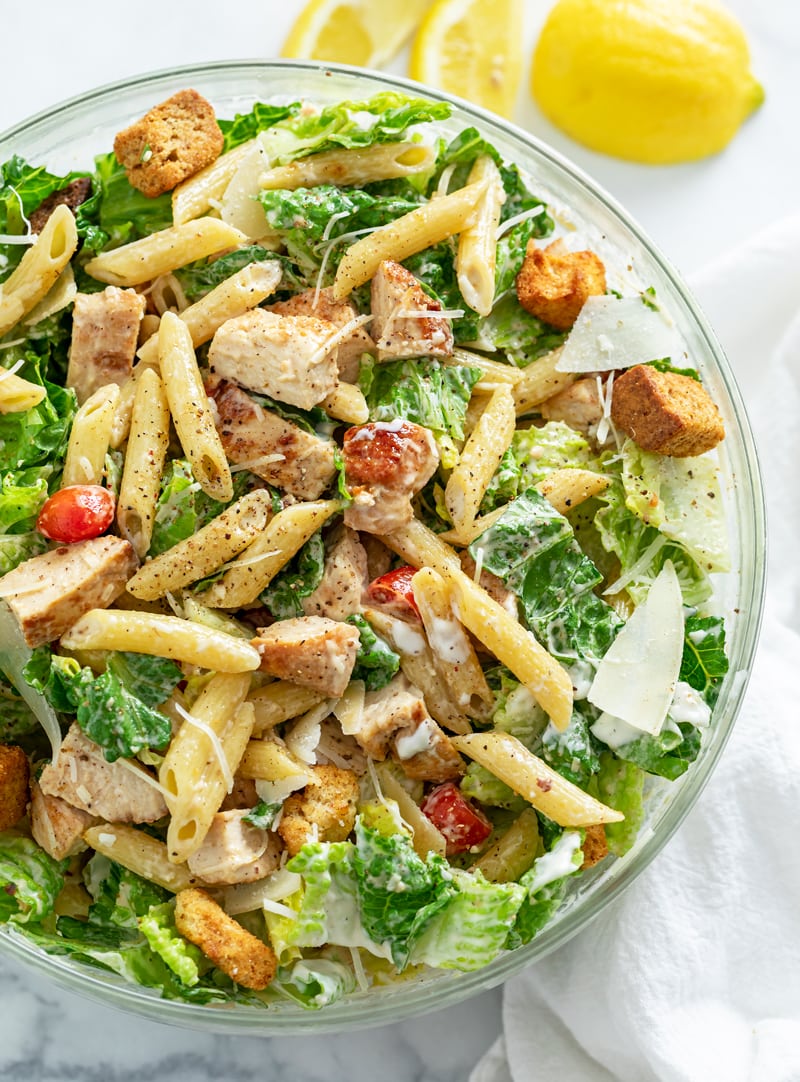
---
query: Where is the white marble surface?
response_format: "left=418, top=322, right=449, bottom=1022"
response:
left=0, top=1, right=795, bottom=1079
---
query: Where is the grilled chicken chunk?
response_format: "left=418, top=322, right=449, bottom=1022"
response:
left=207, top=309, right=339, bottom=410
left=207, top=377, right=336, bottom=499
left=29, top=779, right=95, bottom=861
left=2, top=536, right=138, bottom=648
left=301, top=526, right=368, bottom=621
left=67, top=287, right=146, bottom=404
left=268, top=287, right=374, bottom=383
left=38, top=724, right=167, bottom=823
left=252, top=615, right=360, bottom=698
left=342, top=420, right=439, bottom=534
left=370, top=260, right=454, bottom=360
left=186, top=810, right=282, bottom=886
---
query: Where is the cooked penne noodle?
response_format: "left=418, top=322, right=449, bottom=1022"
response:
left=438, top=506, right=507, bottom=546
left=60, top=610, right=262, bottom=673
left=537, top=468, right=610, bottom=514
left=0, top=206, right=78, bottom=335
left=62, top=383, right=120, bottom=486
left=172, top=140, right=255, bottom=225
left=247, top=682, right=325, bottom=736
left=158, top=310, right=233, bottom=502
left=456, top=155, right=505, bottom=317
left=374, top=763, right=447, bottom=859
left=84, top=823, right=199, bottom=892
left=136, top=260, right=283, bottom=367
left=23, top=262, right=76, bottom=327
left=202, top=499, right=339, bottom=609
left=451, top=732, right=624, bottom=826
left=333, top=181, right=487, bottom=298
left=84, top=217, right=247, bottom=288
left=322, top=380, right=369, bottom=424
left=117, top=367, right=170, bottom=556
left=239, top=735, right=308, bottom=782
left=411, top=567, right=493, bottom=717
left=160, top=676, right=255, bottom=863
left=472, top=807, right=541, bottom=883
left=446, top=347, right=523, bottom=387
left=259, top=141, right=436, bottom=191
left=126, top=489, right=275, bottom=600
left=108, top=360, right=158, bottom=450
left=445, top=384, right=516, bottom=535
left=0, top=366, right=47, bottom=413
left=514, top=347, right=575, bottom=416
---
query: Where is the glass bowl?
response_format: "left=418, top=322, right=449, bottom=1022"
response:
left=0, top=59, right=766, bottom=1035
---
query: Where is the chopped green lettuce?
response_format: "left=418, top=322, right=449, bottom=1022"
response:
left=0, top=529, right=48, bottom=575
left=218, top=102, right=300, bottom=152
left=680, top=614, right=728, bottom=707
left=243, top=801, right=283, bottom=831
left=541, top=711, right=601, bottom=786
left=275, top=958, right=357, bottom=1009
left=594, top=754, right=645, bottom=857
left=105, top=652, right=183, bottom=708
left=174, top=245, right=293, bottom=302
left=91, top=151, right=173, bottom=253
left=0, top=353, right=76, bottom=475
left=0, top=833, right=66, bottom=924
left=138, top=902, right=202, bottom=987
left=83, top=855, right=170, bottom=927
left=479, top=445, right=523, bottom=514
left=261, top=530, right=325, bottom=619
left=460, top=762, right=526, bottom=812
left=346, top=614, right=400, bottom=691
left=149, top=459, right=258, bottom=557
left=466, top=294, right=566, bottom=367
left=507, top=830, right=583, bottom=948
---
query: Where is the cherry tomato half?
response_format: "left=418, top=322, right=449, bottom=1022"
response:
left=367, top=565, right=420, bottom=619
left=36, top=485, right=116, bottom=543
left=421, top=782, right=493, bottom=855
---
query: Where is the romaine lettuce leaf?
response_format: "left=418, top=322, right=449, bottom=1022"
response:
left=680, top=615, right=728, bottom=707
left=149, top=459, right=259, bottom=557
left=346, top=614, right=400, bottom=691
left=460, top=762, right=527, bottom=812
left=275, top=958, right=357, bottom=1009
left=242, top=801, right=283, bottom=830
left=480, top=446, right=522, bottom=514
left=261, top=529, right=325, bottom=619
left=541, top=710, right=601, bottom=786
left=83, top=855, right=170, bottom=928
left=174, top=245, right=299, bottom=302
left=138, top=901, right=202, bottom=987
left=0, top=529, right=48, bottom=575
left=218, top=102, right=300, bottom=152
left=511, top=421, right=594, bottom=484
left=0, top=833, right=66, bottom=924
left=465, top=293, right=566, bottom=367
left=91, top=151, right=173, bottom=253
left=0, top=353, right=76, bottom=475
left=507, top=830, right=583, bottom=948
left=105, top=651, right=183, bottom=708
left=594, top=753, right=645, bottom=857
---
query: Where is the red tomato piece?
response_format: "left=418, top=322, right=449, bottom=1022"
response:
left=366, top=565, right=420, bottom=619
left=36, top=485, right=116, bottom=543
left=421, top=782, right=493, bottom=855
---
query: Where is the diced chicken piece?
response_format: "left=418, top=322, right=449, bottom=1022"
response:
left=459, top=552, right=518, bottom=618
left=186, top=810, right=283, bottom=886
left=277, top=763, right=359, bottom=857
left=302, top=526, right=368, bottom=621
left=538, top=377, right=604, bottom=435
left=370, top=260, right=454, bottom=360
left=67, top=287, right=146, bottom=404
left=516, top=239, right=606, bottom=331
left=113, top=89, right=224, bottom=198
left=175, top=887, right=277, bottom=990
left=207, top=378, right=336, bottom=499
left=269, top=287, right=374, bottom=383
left=354, top=675, right=464, bottom=783
left=581, top=824, right=609, bottom=869
left=252, top=616, right=360, bottom=698
left=362, top=534, right=393, bottom=582
left=207, top=309, right=339, bottom=410
left=220, top=775, right=260, bottom=811
left=315, top=717, right=368, bottom=777
left=2, top=536, right=138, bottom=648
left=610, top=364, right=725, bottom=457
left=29, top=778, right=94, bottom=861
left=39, top=724, right=167, bottom=823
left=342, top=420, right=439, bottom=534
left=0, top=744, right=29, bottom=831
left=30, top=177, right=93, bottom=234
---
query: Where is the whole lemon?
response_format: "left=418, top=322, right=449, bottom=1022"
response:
left=531, top=0, right=765, bottom=164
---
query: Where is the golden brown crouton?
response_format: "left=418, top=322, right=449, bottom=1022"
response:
left=581, top=824, right=609, bottom=870
left=0, top=745, right=29, bottom=830
left=113, top=89, right=224, bottom=198
left=516, top=239, right=606, bottom=330
left=174, top=887, right=277, bottom=990
left=610, top=364, right=725, bottom=457
left=278, top=763, right=359, bottom=857
left=30, top=177, right=93, bottom=234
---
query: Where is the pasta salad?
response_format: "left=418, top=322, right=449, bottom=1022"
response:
left=0, top=86, right=731, bottom=1010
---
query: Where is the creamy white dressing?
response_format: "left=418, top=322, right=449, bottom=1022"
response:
left=390, top=619, right=427, bottom=657
left=526, top=831, right=582, bottom=893
left=426, top=614, right=470, bottom=664
left=394, top=717, right=438, bottom=760
left=590, top=711, right=645, bottom=750
left=669, top=680, right=712, bottom=728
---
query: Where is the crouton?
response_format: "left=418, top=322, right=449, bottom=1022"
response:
left=581, top=824, right=609, bottom=869
left=610, top=364, right=725, bottom=457
left=0, top=744, right=29, bottom=830
left=29, top=778, right=94, bottom=860
left=174, top=887, right=277, bottom=990
left=252, top=616, right=360, bottom=697
left=67, top=287, right=146, bottom=404
left=113, top=89, right=224, bottom=198
left=30, top=178, right=93, bottom=235
left=516, top=240, right=606, bottom=330
left=278, top=763, right=359, bottom=856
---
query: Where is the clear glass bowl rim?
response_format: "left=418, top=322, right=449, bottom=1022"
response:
left=0, top=57, right=767, bottom=1036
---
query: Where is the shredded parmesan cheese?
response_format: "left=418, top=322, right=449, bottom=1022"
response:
left=397, top=307, right=465, bottom=320
left=174, top=701, right=234, bottom=793
left=350, top=947, right=369, bottom=992
left=228, top=454, right=285, bottom=472
left=495, top=205, right=545, bottom=241
left=116, top=756, right=173, bottom=800
left=0, top=358, right=25, bottom=376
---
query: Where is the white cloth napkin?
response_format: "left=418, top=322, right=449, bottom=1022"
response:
left=471, top=215, right=800, bottom=1082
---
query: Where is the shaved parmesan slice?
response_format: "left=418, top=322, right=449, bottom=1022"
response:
left=220, top=136, right=272, bottom=240
left=284, top=699, right=335, bottom=764
left=255, top=775, right=307, bottom=804
left=556, top=295, right=684, bottom=374
left=334, top=680, right=366, bottom=736
left=587, top=562, right=684, bottom=736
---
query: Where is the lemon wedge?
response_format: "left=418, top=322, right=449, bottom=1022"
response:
left=409, top=0, right=524, bottom=118
left=281, top=0, right=434, bottom=69
left=531, top=0, right=764, bottom=164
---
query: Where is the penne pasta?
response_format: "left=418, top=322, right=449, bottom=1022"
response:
left=514, top=347, right=575, bottom=416
left=0, top=206, right=78, bottom=335
left=247, top=682, right=325, bottom=736
left=60, top=609, right=262, bottom=673
left=333, top=181, right=487, bottom=298
left=239, top=735, right=308, bottom=782
left=445, top=384, right=516, bottom=535
left=62, top=383, right=120, bottom=487
left=456, top=155, right=506, bottom=317
left=536, top=468, right=610, bottom=515
left=117, top=367, right=170, bottom=556
left=322, top=380, right=370, bottom=425
left=84, top=823, right=199, bottom=892
left=202, top=499, right=339, bottom=609
left=158, top=310, right=233, bottom=502
left=172, top=140, right=256, bottom=225
left=451, top=731, right=624, bottom=826
left=0, top=365, right=47, bottom=414
left=84, top=217, right=247, bottom=288
left=374, top=763, right=447, bottom=859
left=259, top=141, right=436, bottom=192
left=126, top=489, right=275, bottom=600
left=446, top=347, right=523, bottom=387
